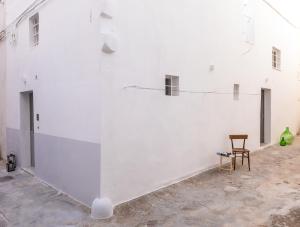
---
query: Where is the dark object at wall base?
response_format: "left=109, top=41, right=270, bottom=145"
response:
left=6, top=154, right=16, bottom=172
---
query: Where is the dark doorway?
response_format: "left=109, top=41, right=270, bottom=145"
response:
left=260, top=89, right=271, bottom=145
left=20, top=91, right=35, bottom=171
left=29, top=92, right=35, bottom=167
left=260, top=90, right=265, bottom=144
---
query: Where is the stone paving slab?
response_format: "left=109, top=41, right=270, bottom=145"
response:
left=1, top=139, right=300, bottom=226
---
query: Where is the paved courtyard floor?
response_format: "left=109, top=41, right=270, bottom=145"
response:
left=1, top=139, right=300, bottom=227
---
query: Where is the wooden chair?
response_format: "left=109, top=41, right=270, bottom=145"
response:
left=229, top=135, right=251, bottom=171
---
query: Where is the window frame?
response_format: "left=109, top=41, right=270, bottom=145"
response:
left=165, top=75, right=179, bottom=96
left=233, top=84, right=240, bottom=101
left=272, top=47, right=281, bottom=71
left=29, top=13, right=39, bottom=47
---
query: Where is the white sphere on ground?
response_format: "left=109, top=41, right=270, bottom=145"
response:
left=91, top=197, right=113, bottom=219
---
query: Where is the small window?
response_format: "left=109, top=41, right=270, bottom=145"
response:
left=165, top=75, right=179, bottom=96
left=272, top=47, right=281, bottom=71
left=233, top=84, right=239, bottom=100
left=29, top=13, right=39, bottom=46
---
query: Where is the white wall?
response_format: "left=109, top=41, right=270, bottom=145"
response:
left=100, top=0, right=300, bottom=205
left=0, top=0, right=6, bottom=159
left=5, top=0, right=102, bottom=145
left=5, top=0, right=36, bottom=25
left=0, top=1, right=4, bottom=29
left=4, top=0, right=103, bottom=206
left=265, top=0, right=300, bottom=27
left=3, top=0, right=300, bottom=210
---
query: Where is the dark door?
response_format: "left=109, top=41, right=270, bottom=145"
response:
left=260, top=89, right=265, bottom=144
left=29, top=92, right=35, bottom=167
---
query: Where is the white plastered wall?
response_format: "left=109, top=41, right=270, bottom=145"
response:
left=5, top=0, right=102, bottom=143
left=0, top=0, right=6, bottom=159
left=4, top=0, right=103, bottom=206
left=100, top=0, right=300, bottom=205
left=3, top=0, right=300, bottom=211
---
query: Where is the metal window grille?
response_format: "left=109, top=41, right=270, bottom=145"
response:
left=234, top=84, right=240, bottom=100
left=30, top=13, right=39, bottom=46
left=165, top=75, right=179, bottom=96
left=272, top=47, right=281, bottom=71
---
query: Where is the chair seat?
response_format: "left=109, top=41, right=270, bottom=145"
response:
left=217, top=152, right=233, bottom=157
left=232, top=148, right=250, bottom=153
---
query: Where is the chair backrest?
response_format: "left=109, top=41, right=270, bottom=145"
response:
left=229, top=135, right=248, bottom=149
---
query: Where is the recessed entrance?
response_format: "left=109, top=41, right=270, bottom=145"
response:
left=20, top=91, right=35, bottom=172
left=260, top=89, right=271, bottom=146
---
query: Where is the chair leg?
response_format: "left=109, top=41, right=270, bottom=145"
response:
left=242, top=153, right=244, bottom=166
left=248, top=152, right=251, bottom=171
left=220, top=156, right=222, bottom=170
left=234, top=153, right=236, bottom=170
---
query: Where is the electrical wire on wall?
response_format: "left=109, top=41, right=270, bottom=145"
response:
left=123, top=85, right=260, bottom=96
left=261, top=0, right=299, bottom=29
left=0, top=0, right=51, bottom=41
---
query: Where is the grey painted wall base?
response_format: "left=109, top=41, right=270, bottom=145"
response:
left=35, top=133, right=101, bottom=206
left=6, top=128, right=101, bottom=207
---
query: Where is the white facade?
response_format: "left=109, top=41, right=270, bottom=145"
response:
left=100, top=0, right=300, bottom=206
left=3, top=0, right=102, bottom=207
left=1, top=0, right=300, bottom=218
left=0, top=0, right=5, bottom=159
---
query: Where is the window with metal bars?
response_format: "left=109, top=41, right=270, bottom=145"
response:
left=272, top=47, right=281, bottom=71
left=29, top=13, right=39, bottom=47
left=165, top=75, right=179, bottom=96
left=233, top=84, right=240, bottom=100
